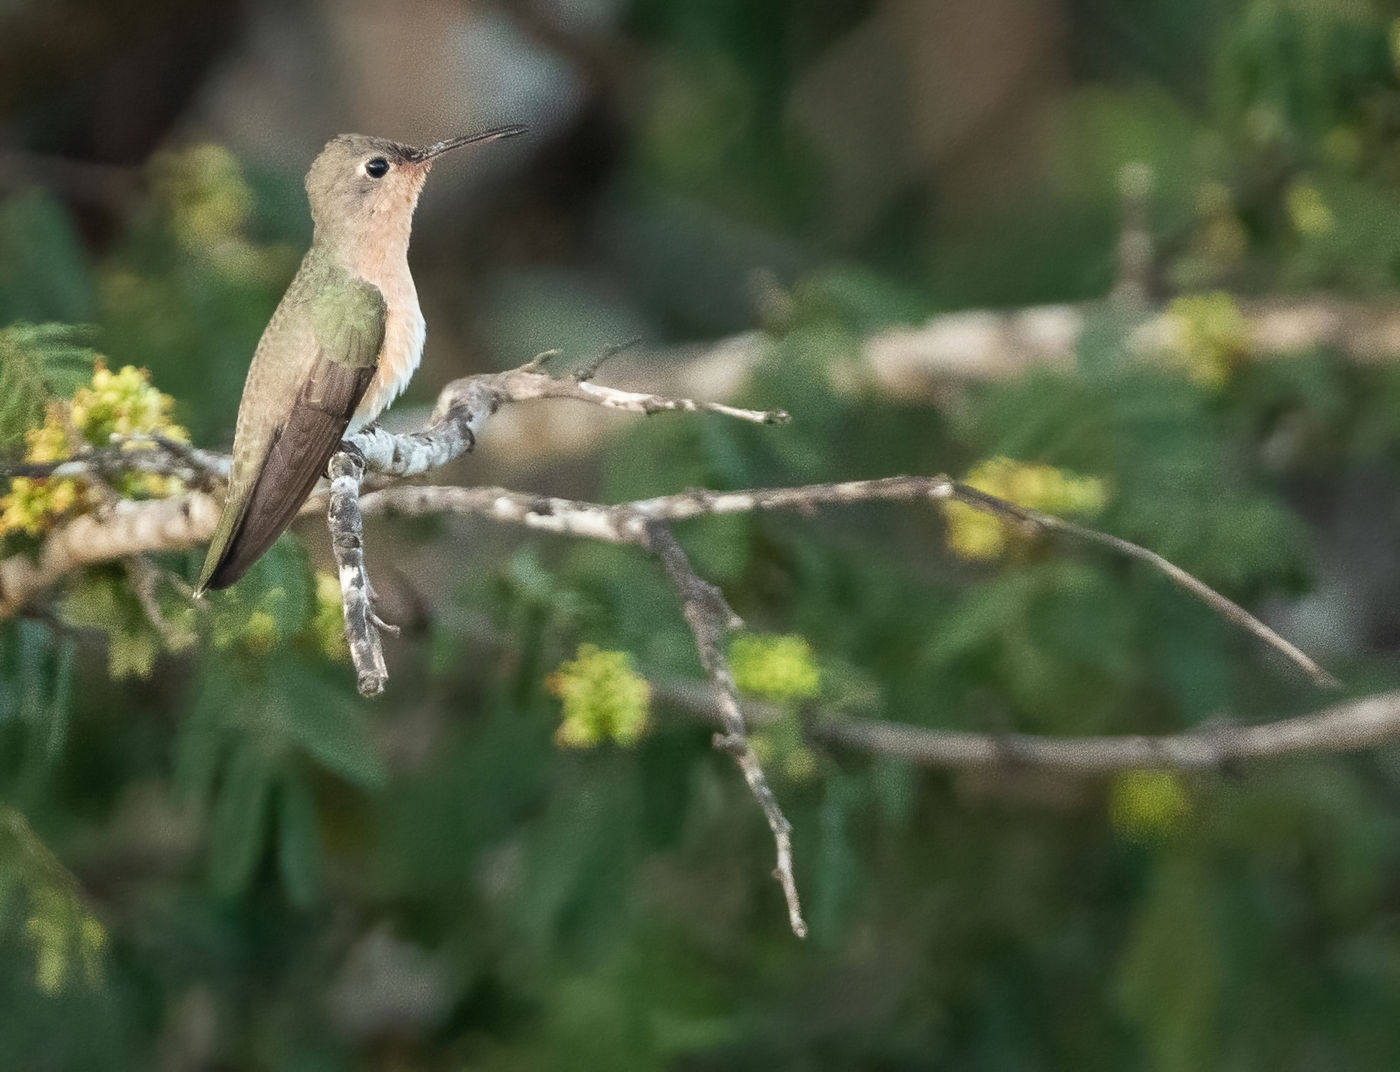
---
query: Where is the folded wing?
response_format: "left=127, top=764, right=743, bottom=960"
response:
left=197, top=267, right=387, bottom=593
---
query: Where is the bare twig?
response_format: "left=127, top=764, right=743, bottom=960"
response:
left=0, top=493, right=221, bottom=618
left=520, top=348, right=562, bottom=373
left=343, top=362, right=786, bottom=487
left=573, top=338, right=642, bottom=383
left=654, top=677, right=1400, bottom=776
left=642, top=522, right=807, bottom=938
left=487, top=365, right=789, bottom=425
left=0, top=355, right=1358, bottom=940
left=0, top=364, right=783, bottom=618
left=863, top=297, right=1400, bottom=396
left=359, top=475, right=1333, bottom=687
left=0, top=436, right=229, bottom=485
left=946, top=483, right=1338, bottom=689
left=807, top=689, right=1400, bottom=774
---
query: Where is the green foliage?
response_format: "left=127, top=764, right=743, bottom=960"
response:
left=0, top=192, right=94, bottom=327
left=0, top=619, right=74, bottom=759
left=728, top=632, right=822, bottom=702
left=60, top=570, right=173, bottom=680
left=0, top=322, right=97, bottom=454
left=0, top=805, right=106, bottom=995
left=177, top=655, right=382, bottom=902
left=548, top=643, right=651, bottom=748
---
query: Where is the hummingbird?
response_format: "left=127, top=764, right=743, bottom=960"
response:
left=195, top=126, right=523, bottom=593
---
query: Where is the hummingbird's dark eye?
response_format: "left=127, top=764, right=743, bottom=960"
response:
left=364, top=157, right=390, bottom=178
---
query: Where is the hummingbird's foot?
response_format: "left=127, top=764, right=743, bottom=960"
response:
left=333, top=439, right=367, bottom=469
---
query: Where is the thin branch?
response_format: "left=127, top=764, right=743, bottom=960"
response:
left=343, top=363, right=786, bottom=485
left=0, top=354, right=1357, bottom=940
left=488, top=365, right=789, bottom=425
left=655, top=676, right=1400, bottom=776
left=642, top=522, right=807, bottom=938
left=122, top=556, right=192, bottom=650
left=0, top=363, right=782, bottom=617
left=807, top=690, right=1400, bottom=774
left=359, top=476, right=1333, bottom=687
left=947, top=483, right=1339, bottom=689
left=572, top=337, right=642, bottom=383
left=0, top=436, right=229, bottom=485
left=0, top=493, right=221, bottom=619
left=862, top=296, right=1400, bottom=395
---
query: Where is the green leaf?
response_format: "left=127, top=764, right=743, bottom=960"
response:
left=208, top=739, right=274, bottom=896
left=276, top=769, right=320, bottom=908
left=174, top=665, right=234, bottom=809
left=812, top=773, right=863, bottom=944
left=204, top=536, right=315, bottom=654
left=267, top=662, right=385, bottom=790
left=0, top=192, right=95, bottom=326
left=0, top=804, right=106, bottom=994
left=1116, top=851, right=1223, bottom=1072
left=0, top=322, right=98, bottom=453
left=59, top=570, right=162, bottom=680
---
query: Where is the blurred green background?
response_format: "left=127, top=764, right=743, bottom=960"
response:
left=8, top=0, right=1400, bottom=1067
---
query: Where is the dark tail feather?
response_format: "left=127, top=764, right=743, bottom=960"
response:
left=196, top=509, right=279, bottom=592
left=197, top=358, right=374, bottom=594
left=195, top=439, right=335, bottom=593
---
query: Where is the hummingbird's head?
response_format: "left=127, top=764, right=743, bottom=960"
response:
left=305, top=127, right=525, bottom=245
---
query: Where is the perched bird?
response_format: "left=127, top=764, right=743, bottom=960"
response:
left=195, top=127, right=523, bottom=593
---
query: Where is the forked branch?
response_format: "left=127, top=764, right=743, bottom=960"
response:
left=0, top=356, right=1346, bottom=939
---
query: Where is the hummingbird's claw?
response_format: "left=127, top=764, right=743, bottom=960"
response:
left=333, top=439, right=367, bottom=471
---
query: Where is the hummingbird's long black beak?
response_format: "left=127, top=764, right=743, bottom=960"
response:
left=410, top=126, right=526, bottom=163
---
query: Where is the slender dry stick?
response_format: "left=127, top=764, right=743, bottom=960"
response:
left=806, top=689, right=1400, bottom=774
left=947, top=482, right=1338, bottom=688
left=361, top=475, right=1334, bottom=688
left=652, top=678, right=1400, bottom=776
left=641, top=521, right=807, bottom=938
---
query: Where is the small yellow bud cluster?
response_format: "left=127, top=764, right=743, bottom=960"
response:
left=548, top=644, right=651, bottom=748
left=749, top=718, right=820, bottom=782
left=1165, top=292, right=1250, bottom=389
left=1108, top=770, right=1191, bottom=840
left=1285, top=183, right=1334, bottom=238
left=150, top=144, right=283, bottom=282
left=26, top=888, right=107, bottom=995
left=2, top=805, right=107, bottom=994
left=943, top=457, right=1107, bottom=560
left=730, top=633, right=823, bottom=781
left=729, top=633, right=821, bottom=702
left=0, top=362, right=188, bottom=540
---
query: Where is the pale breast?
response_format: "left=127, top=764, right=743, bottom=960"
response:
left=347, top=252, right=425, bottom=432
